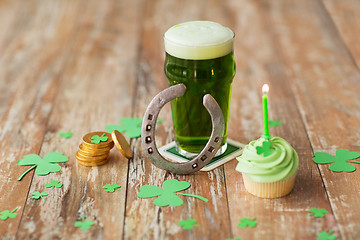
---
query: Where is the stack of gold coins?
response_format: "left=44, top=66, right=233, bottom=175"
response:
left=76, top=132, right=114, bottom=166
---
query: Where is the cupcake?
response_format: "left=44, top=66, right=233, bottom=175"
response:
left=236, top=136, right=299, bottom=198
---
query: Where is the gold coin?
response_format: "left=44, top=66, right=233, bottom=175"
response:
left=76, top=158, right=108, bottom=165
left=79, top=143, right=113, bottom=154
left=77, top=157, right=109, bottom=167
left=78, top=144, right=110, bottom=156
left=76, top=153, right=109, bottom=162
left=77, top=148, right=108, bottom=157
left=76, top=151, right=109, bottom=162
left=76, top=157, right=108, bottom=165
left=76, top=149, right=109, bottom=160
left=82, top=132, right=114, bottom=149
left=76, top=154, right=108, bottom=163
left=111, top=130, right=133, bottom=158
left=82, top=141, right=114, bottom=150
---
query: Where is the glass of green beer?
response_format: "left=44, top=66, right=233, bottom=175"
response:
left=164, top=21, right=235, bottom=158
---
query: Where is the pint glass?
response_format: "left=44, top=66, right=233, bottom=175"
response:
left=164, top=21, right=235, bottom=157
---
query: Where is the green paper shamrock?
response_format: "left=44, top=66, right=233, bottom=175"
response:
left=138, top=179, right=208, bottom=207
left=17, top=152, right=68, bottom=181
left=256, top=141, right=273, bottom=157
left=45, top=180, right=63, bottom=190
left=226, top=238, right=243, bottom=240
left=178, top=219, right=199, bottom=230
left=106, top=118, right=164, bottom=138
left=91, top=133, right=108, bottom=144
left=102, top=184, right=121, bottom=192
left=105, top=117, right=142, bottom=138
left=317, top=229, right=337, bottom=240
left=32, top=191, right=48, bottom=202
left=269, top=119, right=282, bottom=127
left=74, top=216, right=94, bottom=230
left=308, top=208, right=328, bottom=218
left=238, top=217, right=257, bottom=228
left=313, top=149, right=360, bottom=172
left=0, top=208, right=18, bottom=220
left=58, top=131, right=73, bottom=139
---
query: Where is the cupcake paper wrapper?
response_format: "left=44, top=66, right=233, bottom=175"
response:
left=242, top=173, right=297, bottom=199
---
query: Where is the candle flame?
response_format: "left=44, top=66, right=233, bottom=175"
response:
left=262, top=84, right=269, bottom=94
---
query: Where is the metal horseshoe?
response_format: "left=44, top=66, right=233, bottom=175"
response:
left=141, top=83, right=225, bottom=174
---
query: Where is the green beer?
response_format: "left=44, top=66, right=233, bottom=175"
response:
left=164, top=21, right=235, bottom=157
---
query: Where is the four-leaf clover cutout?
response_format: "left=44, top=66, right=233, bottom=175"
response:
left=105, top=117, right=143, bottom=139
left=0, top=208, right=18, bottom=220
left=138, top=179, right=208, bottom=207
left=308, top=208, right=328, bottom=218
left=91, top=133, right=108, bottom=144
left=58, top=131, right=74, bottom=139
left=32, top=191, right=48, bottom=202
left=317, top=229, right=337, bottom=240
left=75, top=216, right=94, bottom=230
left=106, top=117, right=164, bottom=138
left=238, top=217, right=257, bottom=228
left=256, top=141, right=274, bottom=157
left=103, top=184, right=121, bottom=193
left=313, top=149, right=360, bottom=172
left=178, top=219, right=199, bottom=229
left=17, top=152, right=68, bottom=181
left=269, top=119, right=282, bottom=127
left=45, top=180, right=63, bottom=190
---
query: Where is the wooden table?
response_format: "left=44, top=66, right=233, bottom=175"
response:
left=1, top=0, right=359, bottom=239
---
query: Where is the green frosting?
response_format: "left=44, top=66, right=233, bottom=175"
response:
left=236, top=137, right=299, bottom=183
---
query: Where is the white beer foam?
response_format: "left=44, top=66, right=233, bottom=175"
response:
left=164, top=21, right=234, bottom=60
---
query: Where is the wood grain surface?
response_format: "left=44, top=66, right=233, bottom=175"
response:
left=0, top=0, right=359, bottom=239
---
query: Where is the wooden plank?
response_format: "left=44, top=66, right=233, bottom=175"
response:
left=123, top=0, right=235, bottom=239
left=1, top=0, right=358, bottom=238
left=258, top=0, right=360, bottom=239
left=0, top=1, right=81, bottom=238
left=222, top=0, right=336, bottom=239
left=323, top=0, right=360, bottom=68
left=14, top=0, right=143, bottom=239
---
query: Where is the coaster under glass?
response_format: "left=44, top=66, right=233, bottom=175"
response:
left=176, top=143, right=228, bottom=159
left=159, top=139, right=244, bottom=171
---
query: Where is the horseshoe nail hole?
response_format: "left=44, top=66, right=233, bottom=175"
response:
left=201, top=155, right=207, bottom=161
left=159, top=97, right=165, bottom=104
left=192, top=163, right=198, bottom=168
left=146, top=124, right=152, bottom=131
left=148, top=147, right=153, bottom=154
left=214, top=137, right=220, bottom=143
left=148, top=114, right=153, bottom=120
left=208, top=146, right=215, bottom=153
left=145, top=136, right=152, bottom=143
